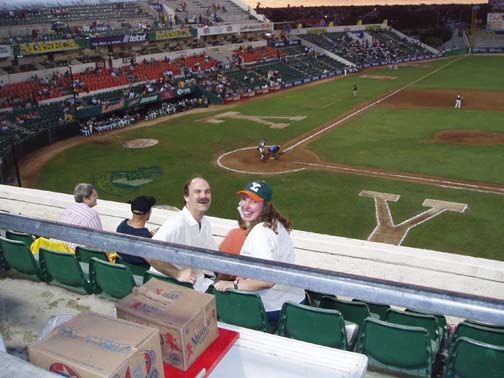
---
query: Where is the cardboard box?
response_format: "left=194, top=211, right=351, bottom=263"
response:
left=28, top=311, right=164, bottom=378
left=116, top=278, right=219, bottom=371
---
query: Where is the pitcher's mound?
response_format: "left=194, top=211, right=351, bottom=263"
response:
left=123, top=139, right=159, bottom=148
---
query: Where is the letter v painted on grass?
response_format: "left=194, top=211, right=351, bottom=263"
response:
left=359, top=190, right=468, bottom=246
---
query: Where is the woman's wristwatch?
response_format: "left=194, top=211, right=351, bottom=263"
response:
left=233, top=279, right=239, bottom=289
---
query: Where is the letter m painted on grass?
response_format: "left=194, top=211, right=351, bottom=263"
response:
left=359, top=190, right=468, bottom=246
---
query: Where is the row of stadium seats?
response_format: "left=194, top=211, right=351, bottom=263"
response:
left=1, top=231, right=502, bottom=377
left=1, top=32, right=425, bottom=111
left=303, top=290, right=504, bottom=377
left=234, top=46, right=278, bottom=63
left=300, top=30, right=432, bottom=67
left=0, top=3, right=155, bottom=26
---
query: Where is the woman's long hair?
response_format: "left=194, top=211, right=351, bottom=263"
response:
left=248, top=201, right=292, bottom=234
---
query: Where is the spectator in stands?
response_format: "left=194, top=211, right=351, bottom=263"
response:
left=148, top=177, right=216, bottom=291
left=59, top=183, right=103, bottom=250
left=214, top=180, right=305, bottom=324
left=116, top=195, right=157, bottom=269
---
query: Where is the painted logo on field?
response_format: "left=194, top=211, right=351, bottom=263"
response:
left=360, top=190, right=468, bottom=245
left=200, top=111, right=306, bottom=129
left=93, top=166, right=163, bottom=195
left=111, top=166, right=163, bottom=189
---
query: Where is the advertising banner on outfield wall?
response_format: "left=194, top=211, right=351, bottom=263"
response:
left=19, top=39, right=78, bottom=55
left=239, top=22, right=273, bottom=33
left=270, top=40, right=301, bottom=48
left=197, top=24, right=239, bottom=37
left=487, top=13, right=504, bottom=30
left=89, top=33, right=148, bottom=47
left=0, top=45, right=12, bottom=58
left=151, top=29, right=196, bottom=41
left=473, top=47, right=504, bottom=53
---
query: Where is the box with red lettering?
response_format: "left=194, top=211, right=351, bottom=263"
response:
left=117, top=278, right=219, bottom=371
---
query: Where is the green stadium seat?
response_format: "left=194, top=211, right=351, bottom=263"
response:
left=213, top=288, right=274, bottom=333
left=0, top=236, right=44, bottom=280
left=320, top=296, right=378, bottom=329
left=357, top=300, right=391, bottom=320
left=89, top=257, right=142, bottom=299
left=385, top=308, right=443, bottom=355
left=451, top=320, right=504, bottom=347
left=356, top=317, right=433, bottom=377
left=305, top=290, right=335, bottom=307
left=406, top=308, right=448, bottom=346
left=278, top=301, right=354, bottom=350
left=39, top=248, right=93, bottom=294
left=445, top=337, right=504, bottom=378
left=465, top=319, right=504, bottom=330
left=75, top=245, right=108, bottom=264
left=6, top=230, right=35, bottom=247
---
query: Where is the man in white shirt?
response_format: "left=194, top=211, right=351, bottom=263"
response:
left=148, top=177, right=217, bottom=291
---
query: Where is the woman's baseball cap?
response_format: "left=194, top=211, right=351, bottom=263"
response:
left=237, top=180, right=272, bottom=202
left=129, top=195, right=156, bottom=215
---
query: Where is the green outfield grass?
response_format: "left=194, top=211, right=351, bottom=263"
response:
left=309, top=107, right=504, bottom=183
left=412, top=55, right=504, bottom=90
left=34, top=55, right=504, bottom=260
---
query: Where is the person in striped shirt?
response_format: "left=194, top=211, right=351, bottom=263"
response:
left=60, top=183, right=103, bottom=250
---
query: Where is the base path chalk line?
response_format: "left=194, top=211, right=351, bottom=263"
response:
left=217, top=146, right=306, bottom=175
left=283, top=57, right=464, bottom=152
left=295, top=161, right=504, bottom=196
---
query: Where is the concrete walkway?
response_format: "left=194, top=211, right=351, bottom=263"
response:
left=0, top=275, right=116, bottom=360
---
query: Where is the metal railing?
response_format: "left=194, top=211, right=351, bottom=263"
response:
left=1, top=212, right=503, bottom=325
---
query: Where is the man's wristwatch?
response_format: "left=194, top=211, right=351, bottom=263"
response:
left=233, top=279, right=239, bottom=289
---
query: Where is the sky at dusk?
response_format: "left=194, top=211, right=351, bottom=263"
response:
left=0, top=0, right=488, bottom=10
left=243, top=0, right=487, bottom=8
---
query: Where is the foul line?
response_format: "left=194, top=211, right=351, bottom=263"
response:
left=283, top=57, right=464, bottom=153
left=296, top=161, right=504, bottom=195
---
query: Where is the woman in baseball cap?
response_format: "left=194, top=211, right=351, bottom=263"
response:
left=214, top=180, right=305, bottom=327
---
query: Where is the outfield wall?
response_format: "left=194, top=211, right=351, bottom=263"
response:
left=1, top=184, right=502, bottom=301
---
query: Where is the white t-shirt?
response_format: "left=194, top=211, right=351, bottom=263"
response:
left=151, top=207, right=217, bottom=291
left=240, top=222, right=305, bottom=312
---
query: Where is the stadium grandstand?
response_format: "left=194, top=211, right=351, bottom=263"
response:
left=470, top=0, right=504, bottom=52
left=1, top=1, right=504, bottom=377
left=0, top=0, right=444, bottom=184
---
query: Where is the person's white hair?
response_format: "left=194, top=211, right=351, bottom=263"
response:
left=73, top=183, right=96, bottom=203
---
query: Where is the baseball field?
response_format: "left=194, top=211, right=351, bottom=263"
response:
left=26, top=55, right=504, bottom=260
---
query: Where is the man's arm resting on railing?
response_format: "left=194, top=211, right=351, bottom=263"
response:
left=145, top=258, right=196, bottom=284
